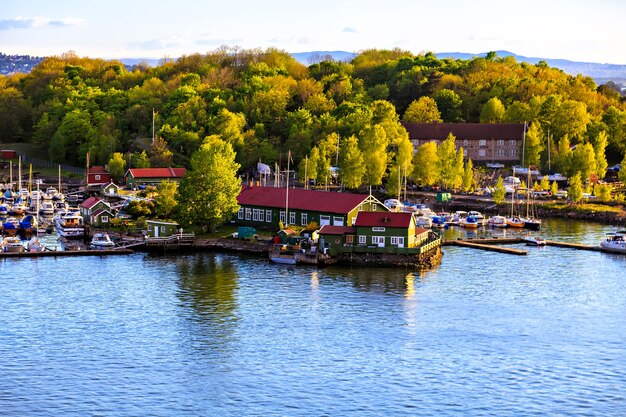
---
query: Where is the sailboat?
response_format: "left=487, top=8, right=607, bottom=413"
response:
left=522, top=167, right=541, bottom=230
left=506, top=177, right=525, bottom=228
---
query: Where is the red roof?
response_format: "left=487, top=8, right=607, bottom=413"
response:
left=355, top=211, right=414, bottom=228
left=80, top=196, right=102, bottom=209
left=318, top=225, right=356, bottom=235
left=237, top=186, right=371, bottom=214
left=402, top=123, right=525, bottom=141
left=89, top=166, right=108, bottom=173
left=127, top=168, right=186, bottom=179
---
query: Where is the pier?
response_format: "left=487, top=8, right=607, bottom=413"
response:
left=444, top=238, right=528, bottom=256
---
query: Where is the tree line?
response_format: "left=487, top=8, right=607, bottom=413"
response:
left=1, top=47, right=625, bottom=193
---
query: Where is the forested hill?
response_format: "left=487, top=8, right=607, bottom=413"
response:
left=3, top=50, right=626, bottom=85
left=0, top=48, right=625, bottom=182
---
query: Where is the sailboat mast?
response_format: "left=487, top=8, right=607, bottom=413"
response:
left=18, top=156, right=22, bottom=192
left=285, top=150, right=290, bottom=227
left=58, top=164, right=61, bottom=195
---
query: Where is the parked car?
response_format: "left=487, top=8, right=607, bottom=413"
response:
left=555, top=190, right=568, bottom=199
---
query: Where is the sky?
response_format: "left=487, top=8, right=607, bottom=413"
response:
left=2, top=0, right=625, bottom=64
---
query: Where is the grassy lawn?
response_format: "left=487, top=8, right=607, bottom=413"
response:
left=541, top=201, right=625, bottom=214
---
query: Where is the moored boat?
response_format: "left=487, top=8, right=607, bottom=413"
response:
left=459, top=215, right=479, bottom=229
left=90, top=232, right=116, bottom=249
left=2, top=236, right=24, bottom=253
left=488, top=215, right=508, bottom=228
left=523, top=235, right=546, bottom=246
left=55, top=211, right=85, bottom=238
left=269, top=244, right=298, bottom=265
left=600, top=231, right=626, bottom=254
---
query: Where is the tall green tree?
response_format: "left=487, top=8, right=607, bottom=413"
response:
left=434, top=89, right=463, bottom=122
left=492, top=176, right=506, bottom=205
left=567, top=172, right=584, bottom=203
left=107, top=152, right=126, bottom=181
left=437, top=133, right=458, bottom=189
left=523, top=122, right=543, bottom=168
left=403, top=97, right=442, bottom=123
left=359, top=124, right=388, bottom=186
left=411, top=141, right=439, bottom=186
left=339, top=135, right=365, bottom=189
left=593, top=131, right=608, bottom=179
left=153, top=180, right=178, bottom=219
left=570, top=142, right=596, bottom=182
left=175, top=135, right=241, bottom=232
left=149, top=136, right=173, bottom=167
left=462, top=158, right=475, bottom=192
left=480, top=97, right=505, bottom=123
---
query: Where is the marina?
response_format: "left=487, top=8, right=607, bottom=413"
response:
left=1, top=218, right=624, bottom=416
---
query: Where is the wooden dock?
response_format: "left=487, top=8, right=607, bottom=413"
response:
left=445, top=239, right=528, bottom=255
left=544, top=240, right=608, bottom=253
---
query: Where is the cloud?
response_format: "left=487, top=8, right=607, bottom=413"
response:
left=342, top=27, right=358, bottom=33
left=0, top=16, right=85, bottom=30
left=195, top=37, right=243, bottom=46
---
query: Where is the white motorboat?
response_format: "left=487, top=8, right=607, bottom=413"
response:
left=2, top=236, right=24, bottom=253
left=90, top=233, right=116, bottom=249
left=55, top=211, right=85, bottom=238
left=600, top=231, right=626, bottom=254
left=523, top=235, right=547, bottom=246
left=488, top=215, right=508, bottom=228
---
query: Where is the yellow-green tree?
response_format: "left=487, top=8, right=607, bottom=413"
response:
left=480, top=97, right=505, bottom=123
left=403, top=97, right=442, bottom=123
left=567, top=173, right=584, bottom=203
left=411, top=141, right=439, bottom=186
left=339, top=135, right=365, bottom=189
left=107, top=152, right=126, bottom=181
left=492, top=176, right=506, bottom=205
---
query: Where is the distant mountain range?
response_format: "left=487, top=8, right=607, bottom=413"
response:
left=2, top=50, right=625, bottom=86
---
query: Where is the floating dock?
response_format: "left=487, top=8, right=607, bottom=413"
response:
left=0, top=248, right=134, bottom=258
left=444, top=239, right=528, bottom=255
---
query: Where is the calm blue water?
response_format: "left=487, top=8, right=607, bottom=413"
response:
left=1, top=219, right=625, bottom=416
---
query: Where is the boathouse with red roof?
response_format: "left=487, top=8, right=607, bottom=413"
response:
left=86, top=166, right=112, bottom=186
left=353, top=211, right=430, bottom=248
left=236, top=185, right=387, bottom=229
left=124, top=167, right=187, bottom=188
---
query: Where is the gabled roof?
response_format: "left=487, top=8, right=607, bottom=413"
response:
left=80, top=196, right=111, bottom=210
left=402, top=123, right=525, bottom=141
left=91, top=208, right=113, bottom=217
left=355, top=211, right=414, bottom=228
left=318, top=225, right=356, bottom=235
left=126, top=168, right=186, bottom=179
left=100, top=182, right=119, bottom=190
left=237, top=186, right=374, bottom=214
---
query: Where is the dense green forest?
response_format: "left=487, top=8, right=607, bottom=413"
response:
left=1, top=47, right=625, bottom=188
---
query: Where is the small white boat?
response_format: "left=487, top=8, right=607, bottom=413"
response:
left=40, top=201, right=55, bottom=215
left=27, top=237, right=45, bottom=252
left=90, top=233, right=116, bottom=249
left=600, top=231, right=626, bottom=254
left=459, top=215, right=480, bottom=229
left=55, top=211, right=85, bottom=238
left=523, top=235, right=546, bottom=246
left=2, top=236, right=24, bottom=253
left=414, top=215, right=433, bottom=228
left=488, top=215, right=508, bottom=228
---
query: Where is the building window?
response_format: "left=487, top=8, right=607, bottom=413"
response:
left=358, top=235, right=366, bottom=244
left=289, top=212, right=296, bottom=225
left=372, top=226, right=386, bottom=232
left=238, top=208, right=244, bottom=219
left=161, top=226, right=166, bottom=233
left=497, top=139, right=505, bottom=146
left=301, top=213, right=308, bottom=226
left=266, top=210, right=272, bottom=223
left=372, top=236, right=385, bottom=246
left=509, top=140, right=516, bottom=146
left=259, top=210, right=264, bottom=222
left=496, top=149, right=505, bottom=157
left=253, top=209, right=259, bottom=221
left=346, top=235, right=354, bottom=244
left=479, top=149, right=486, bottom=157
left=245, top=208, right=251, bottom=220
left=280, top=210, right=286, bottom=224
left=463, top=139, right=469, bottom=147
left=333, top=216, right=344, bottom=226
left=95, top=175, right=101, bottom=180
left=320, top=215, right=331, bottom=226
left=391, top=236, right=398, bottom=245
left=509, top=149, right=518, bottom=156
left=101, top=216, right=109, bottom=223
left=479, top=139, right=487, bottom=146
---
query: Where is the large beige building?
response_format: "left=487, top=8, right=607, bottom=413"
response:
left=402, top=123, right=526, bottom=163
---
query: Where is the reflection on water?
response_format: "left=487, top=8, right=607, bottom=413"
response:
left=1, top=220, right=625, bottom=416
